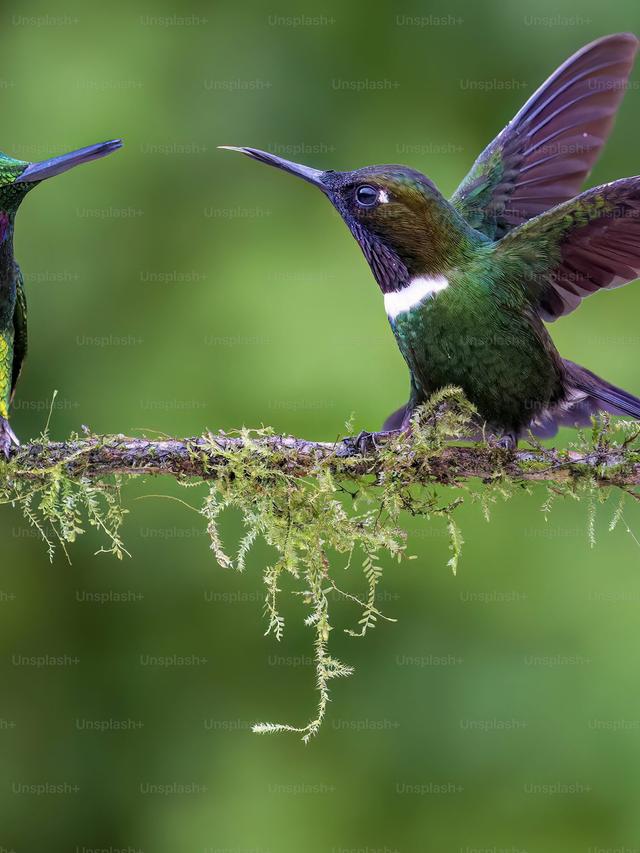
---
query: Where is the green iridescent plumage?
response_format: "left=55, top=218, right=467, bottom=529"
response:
left=224, top=34, right=640, bottom=443
left=0, top=139, right=122, bottom=456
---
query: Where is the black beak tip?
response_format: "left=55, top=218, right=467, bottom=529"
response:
left=217, top=145, right=326, bottom=188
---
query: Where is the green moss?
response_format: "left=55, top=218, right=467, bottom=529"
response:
left=0, top=431, right=128, bottom=563
left=2, top=389, right=639, bottom=741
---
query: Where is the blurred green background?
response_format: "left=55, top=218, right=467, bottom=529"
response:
left=2, top=0, right=640, bottom=850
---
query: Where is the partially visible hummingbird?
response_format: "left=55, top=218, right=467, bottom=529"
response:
left=222, top=33, right=640, bottom=446
left=0, top=138, right=122, bottom=457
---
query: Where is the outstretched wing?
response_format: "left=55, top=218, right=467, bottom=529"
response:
left=10, top=269, right=27, bottom=402
left=494, top=176, right=640, bottom=320
left=451, top=33, right=639, bottom=240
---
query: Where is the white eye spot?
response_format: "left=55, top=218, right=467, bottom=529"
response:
left=378, top=189, right=389, bottom=204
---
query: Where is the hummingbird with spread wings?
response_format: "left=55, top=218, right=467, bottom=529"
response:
left=222, top=33, right=640, bottom=446
left=0, top=139, right=122, bottom=457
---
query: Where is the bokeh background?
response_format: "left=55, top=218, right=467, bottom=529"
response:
left=1, top=0, right=640, bottom=850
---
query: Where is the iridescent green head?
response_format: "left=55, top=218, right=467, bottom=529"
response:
left=220, top=146, right=477, bottom=291
left=0, top=139, right=122, bottom=239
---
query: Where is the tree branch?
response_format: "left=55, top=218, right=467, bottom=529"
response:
left=5, top=421, right=638, bottom=740
left=9, top=431, right=640, bottom=487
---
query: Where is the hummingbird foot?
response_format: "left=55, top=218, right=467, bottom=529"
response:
left=489, top=432, right=518, bottom=451
left=368, top=428, right=403, bottom=450
left=0, top=417, right=19, bottom=460
left=340, top=429, right=400, bottom=456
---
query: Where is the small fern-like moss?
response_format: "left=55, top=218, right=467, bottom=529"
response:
left=2, top=389, right=640, bottom=741
left=0, top=430, right=128, bottom=563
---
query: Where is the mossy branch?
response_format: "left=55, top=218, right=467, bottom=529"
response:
left=8, top=429, right=640, bottom=486
left=3, top=388, right=640, bottom=741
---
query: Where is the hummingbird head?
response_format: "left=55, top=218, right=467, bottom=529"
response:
left=0, top=139, right=123, bottom=241
left=220, top=146, right=477, bottom=292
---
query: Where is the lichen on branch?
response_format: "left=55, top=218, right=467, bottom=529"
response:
left=2, top=387, right=639, bottom=740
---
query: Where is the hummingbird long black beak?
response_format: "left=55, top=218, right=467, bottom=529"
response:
left=15, top=139, right=123, bottom=183
left=218, top=146, right=326, bottom=189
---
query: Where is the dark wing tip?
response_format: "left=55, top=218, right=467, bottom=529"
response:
left=584, top=32, right=639, bottom=51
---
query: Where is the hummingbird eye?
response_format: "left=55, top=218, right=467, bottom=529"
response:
left=355, top=185, right=379, bottom=208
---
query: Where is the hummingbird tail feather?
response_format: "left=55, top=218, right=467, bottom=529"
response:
left=382, top=404, right=409, bottom=431
left=563, top=359, right=640, bottom=420
left=0, top=416, right=19, bottom=458
left=529, top=359, right=640, bottom=438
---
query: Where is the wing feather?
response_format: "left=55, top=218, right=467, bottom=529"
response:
left=495, top=177, right=640, bottom=320
left=451, top=33, right=639, bottom=239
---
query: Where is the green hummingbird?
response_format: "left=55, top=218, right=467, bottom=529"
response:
left=0, top=138, right=122, bottom=457
left=221, top=33, right=640, bottom=446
